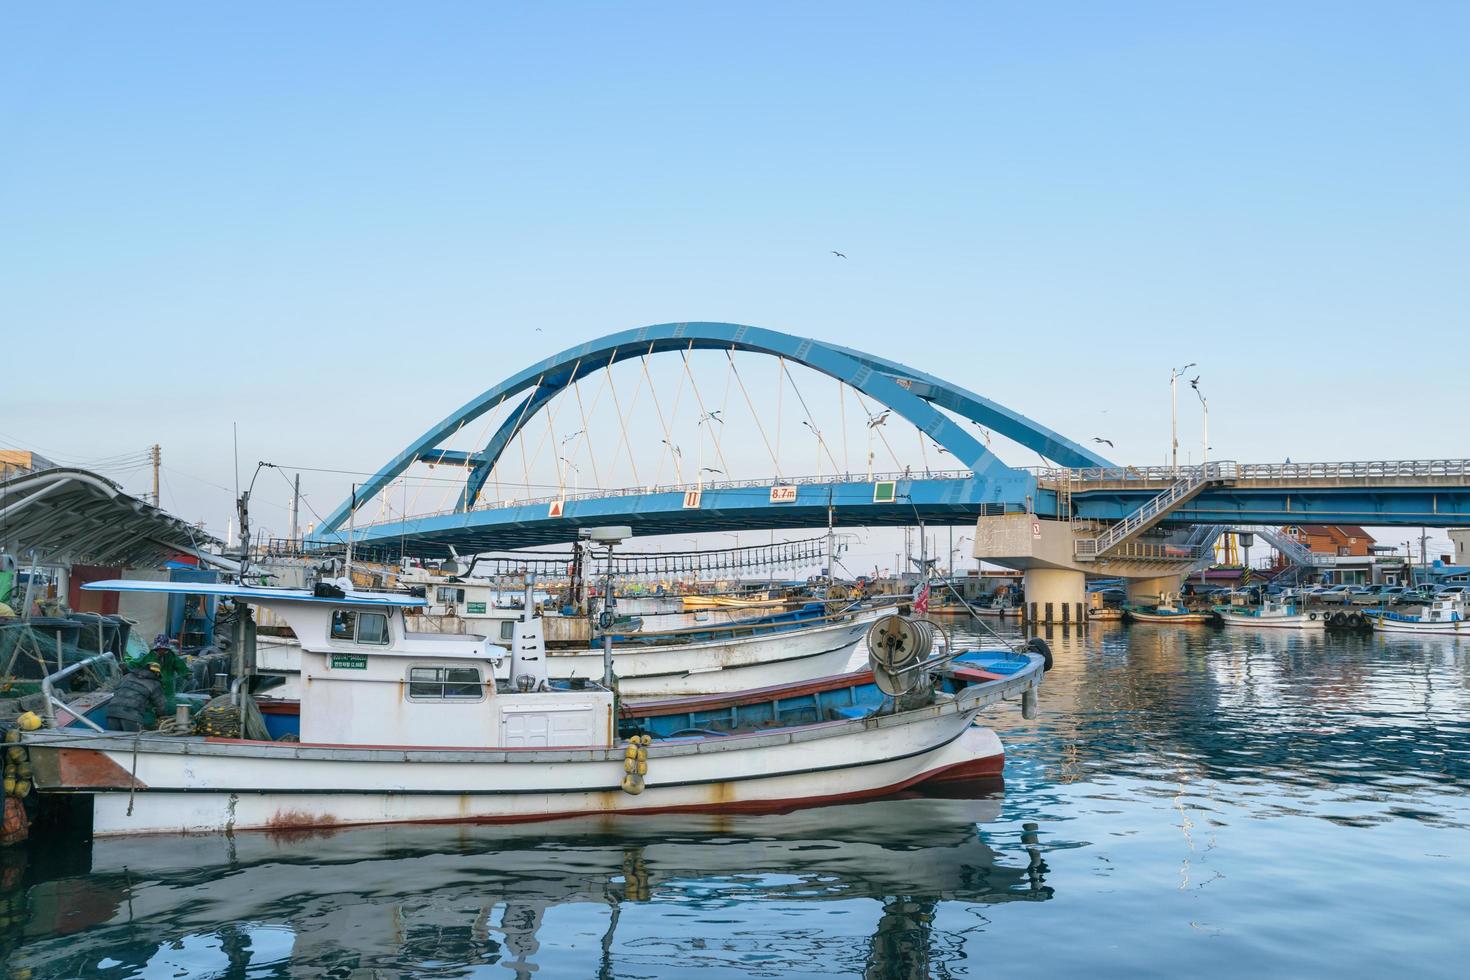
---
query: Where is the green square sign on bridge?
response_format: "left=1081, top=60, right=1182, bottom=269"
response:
left=331, top=654, right=368, bottom=670
left=873, top=480, right=897, bottom=504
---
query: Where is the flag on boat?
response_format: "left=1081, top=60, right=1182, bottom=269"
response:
left=913, top=580, right=930, bottom=614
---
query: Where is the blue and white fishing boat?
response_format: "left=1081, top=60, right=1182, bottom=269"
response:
left=1123, top=593, right=1218, bottom=625
left=1215, top=595, right=1326, bottom=630
left=1368, top=595, right=1467, bottom=636
left=21, top=579, right=1045, bottom=837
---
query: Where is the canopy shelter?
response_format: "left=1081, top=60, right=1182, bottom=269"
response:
left=0, top=467, right=225, bottom=569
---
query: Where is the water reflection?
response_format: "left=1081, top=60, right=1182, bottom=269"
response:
left=4, top=789, right=1051, bottom=978
left=8, top=621, right=1470, bottom=977
left=969, top=620, right=1470, bottom=825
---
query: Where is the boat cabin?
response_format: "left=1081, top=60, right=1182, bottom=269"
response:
left=84, top=580, right=616, bottom=750
left=1415, top=597, right=1465, bottom=624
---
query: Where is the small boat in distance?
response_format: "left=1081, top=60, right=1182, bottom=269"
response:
left=1215, top=595, right=1326, bottom=630
left=1123, top=593, right=1218, bottom=625
left=1368, top=595, right=1468, bottom=636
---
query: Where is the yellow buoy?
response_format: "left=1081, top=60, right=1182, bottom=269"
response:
left=17, top=712, right=43, bottom=732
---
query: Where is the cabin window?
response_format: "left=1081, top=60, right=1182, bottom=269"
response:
left=499, top=621, right=516, bottom=640
left=331, top=610, right=390, bottom=645
left=408, top=666, right=484, bottom=701
left=330, top=611, right=357, bottom=641
left=437, top=587, right=466, bottom=604
left=357, top=612, right=390, bottom=645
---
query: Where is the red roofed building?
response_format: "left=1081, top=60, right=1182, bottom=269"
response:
left=1284, top=525, right=1376, bottom=558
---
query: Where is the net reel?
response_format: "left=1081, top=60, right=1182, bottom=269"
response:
left=865, top=613, right=939, bottom=697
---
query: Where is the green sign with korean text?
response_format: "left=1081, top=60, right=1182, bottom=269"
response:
left=467, top=602, right=487, bottom=614
left=331, top=654, right=368, bottom=670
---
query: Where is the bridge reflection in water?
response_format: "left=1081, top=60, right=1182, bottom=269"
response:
left=4, top=790, right=1051, bottom=978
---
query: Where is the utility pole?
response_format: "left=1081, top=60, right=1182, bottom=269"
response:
left=289, top=473, right=301, bottom=544
left=149, top=444, right=161, bottom=507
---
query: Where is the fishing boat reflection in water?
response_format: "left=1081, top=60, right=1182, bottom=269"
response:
left=6, top=787, right=1052, bottom=977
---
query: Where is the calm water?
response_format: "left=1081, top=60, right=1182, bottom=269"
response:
left=4, top=622, right=1470, bottom=978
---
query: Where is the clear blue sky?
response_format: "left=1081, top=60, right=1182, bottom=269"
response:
left=4, top=2, right=1467, bottom=558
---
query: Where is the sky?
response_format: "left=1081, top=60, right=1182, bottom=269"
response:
left=4, top=3, right=1467, bottom=568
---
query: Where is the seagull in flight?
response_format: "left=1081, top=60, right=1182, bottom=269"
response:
left=1189, top=376, right=1200, bottom=388
left=561, top=430, right=584, bottom=445
left=1092, top=437, right=1115, bottom=448
left=831, top=250, right=847, bottom=259
left=700, top=466, right=723, bottom=475
left=700, top=410, right=723, bottom=424
left=661, top=439, right=681, bottom=458
left=867, top=409, right=891, bottom=429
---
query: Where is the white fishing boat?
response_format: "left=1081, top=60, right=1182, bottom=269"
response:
left=253, top=599, right=877, bottom=699
left=1368, top=596, right=1468, bottom=636
left=21, top=580, right=1045, bottom=837
left=1123, top=593, right=1218, bottom=625
left=1215, top=595, right=1326, bottom=630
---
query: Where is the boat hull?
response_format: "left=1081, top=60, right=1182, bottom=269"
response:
left=1369, top=616, right=1469, bottom=636
left=30, top=703, right=1008, bottom=836
left=1124, top=610, right=1217, bottom=625
left=554, top=613, right=874, bottom=696
left=1217, top=611, right=1326, bottom=630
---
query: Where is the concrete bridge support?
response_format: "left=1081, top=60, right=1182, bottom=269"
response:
left=1126, top=575, right=1183, bottom=605
left=1022, top=568, right=1087, bottom=626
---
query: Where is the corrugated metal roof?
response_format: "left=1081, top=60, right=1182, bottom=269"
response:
left=0, top=467, right=222, bottom=568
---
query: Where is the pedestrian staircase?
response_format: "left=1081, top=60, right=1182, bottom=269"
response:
left=1241, top=525, right=1333, bottom=585
left=1075, top=463, right=1237, bottom=560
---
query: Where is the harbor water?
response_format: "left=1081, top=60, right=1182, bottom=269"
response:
left=3, top=622, right=1469, bottom=978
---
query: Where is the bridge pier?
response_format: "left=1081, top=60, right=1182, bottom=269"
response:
left=1022, top=568, right=1086, bottom=626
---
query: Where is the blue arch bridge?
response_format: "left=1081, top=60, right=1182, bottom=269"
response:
left=318, top=322, right=1470, bottom=621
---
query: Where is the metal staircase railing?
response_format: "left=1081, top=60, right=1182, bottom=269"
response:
left=1242, top=526, right=1334, bottom=573
left=1075, top=462, right=1236, bottom=560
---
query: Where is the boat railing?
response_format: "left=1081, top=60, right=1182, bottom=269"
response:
left=601, top=604, right=874, bottom=644
left=40, top=651, right=118, bottom=732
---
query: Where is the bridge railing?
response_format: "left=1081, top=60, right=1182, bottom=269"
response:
left=1032, top=458, right=1470, bottom=485
left=357, top=468, right=978, bottom=528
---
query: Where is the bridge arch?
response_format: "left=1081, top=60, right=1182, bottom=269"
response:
left=320, top=322, right=1112, bottom=533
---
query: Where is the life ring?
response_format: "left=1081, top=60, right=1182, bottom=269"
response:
left=1308, top=612, right=1318, bottom=621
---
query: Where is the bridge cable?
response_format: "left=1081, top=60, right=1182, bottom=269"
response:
left=570, top=368, right=605, bottom=492
left=603, top=349, right=644, bottom=488
left=839, top=381, right=850, bottom=476
left=512, top=374, right=548, bottom=504
left=775, top=357, right=785, bottom=477
left=781, top=364, right=843, bottom=475
left=639, top=346, right=683, bottom=485
left=467, top=392, right=518, bottom=510
left=680, top=346, right=731, bottom=478
left=725, top=348, right=781, bottom=476
left=515, top=377, right=573, bottom=499
left=545, top=357, right=584, bottom=497
left=715, top=355, right=735, bottom=472
left=852, top=390, right=904, bottom=471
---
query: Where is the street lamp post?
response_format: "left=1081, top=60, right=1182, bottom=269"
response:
left=1171, top=362, right=1196, bottom=474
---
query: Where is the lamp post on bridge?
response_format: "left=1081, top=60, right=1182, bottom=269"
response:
left=1171, top=362, right=1197, bottom=474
